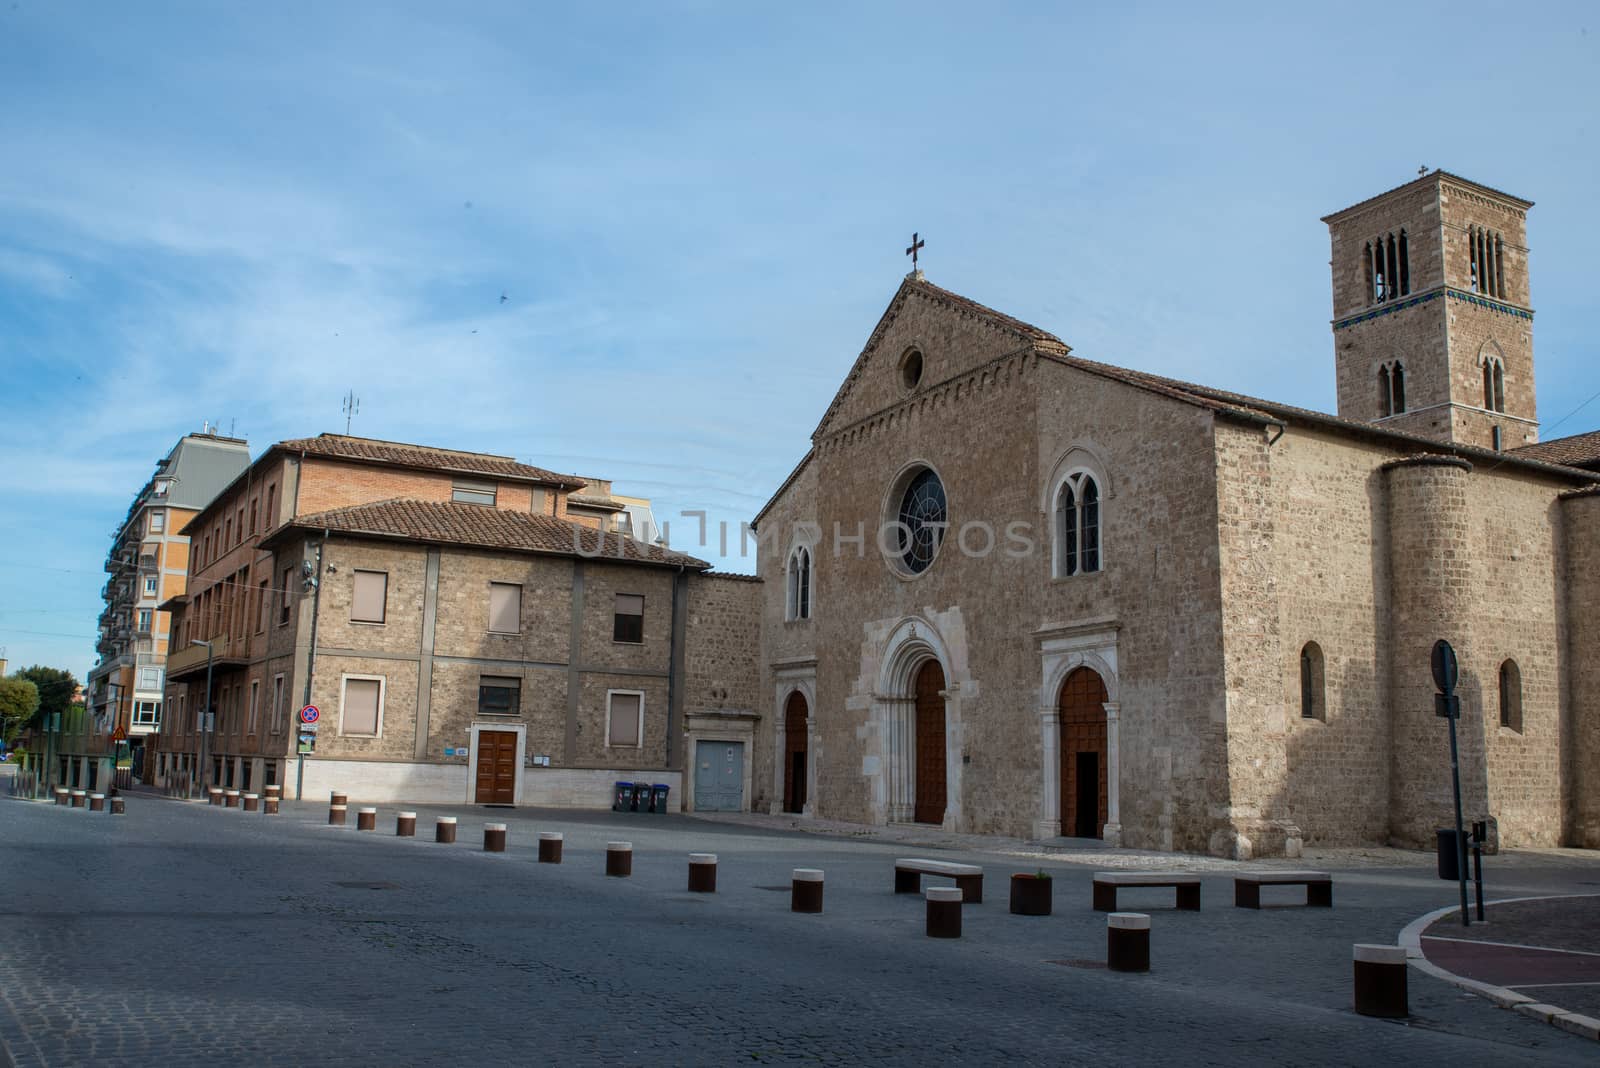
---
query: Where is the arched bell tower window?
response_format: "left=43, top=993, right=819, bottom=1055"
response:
left=1299, top=642, right=1326, bottom=721
left=1482, top=357, right=1506, bottom=413
left=1055, top=473, right=1102, bottom=577
left=1379, top=361, right=1406, bottom=417
left=1367, top=230, right=1411, bottom=305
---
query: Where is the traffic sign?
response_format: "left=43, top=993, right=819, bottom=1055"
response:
left=300, top=705, right=320, bottom=725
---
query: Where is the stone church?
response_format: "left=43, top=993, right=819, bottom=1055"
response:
left=751, top=170, right=1600, bottom=858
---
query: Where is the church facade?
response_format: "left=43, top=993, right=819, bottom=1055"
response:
left=751, top=171, right=1600, bottom=858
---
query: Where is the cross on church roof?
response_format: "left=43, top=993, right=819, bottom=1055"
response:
left=905, top=232, right=924, bottom=271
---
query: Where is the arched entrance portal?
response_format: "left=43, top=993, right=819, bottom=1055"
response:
left=1059, top=666, right=1108, bottom=839
left=913, top=660, right=947, bottom=825
left=783, top=691, right=809, bottom=814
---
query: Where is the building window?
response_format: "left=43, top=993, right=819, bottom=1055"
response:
left=248, top=498, right=258, bottom=534
left=137, top=608, right=153, bottom=631
left=489, top=582, right=522, bottom=634
left=1367, top=230, right=1411, bottom=304
left=1469, top=226, right=1506, bottom=299
left=899, top=347, right=924, bottom=390
left=1054, top=472, right=1102, bottom=577
left=1300, top=642, right=1326, bottom=721
left=264, top=485, right=276, bottom=529
left=138, top=666, right=162, bottom=690
left=1498, top=660, right=1522, bottom=732
left=606, top=690, right=643, bottom=748
left=280, top=568, right=293, bottom=625
left=339, top=676, right=384, bottom=736
left=247, top=680, right=260, bottom=735
left=1483, top=358, right=1506, bottom=413
left=149, top=511, right=165, bottom=534
left=891, top=466, right=947, bottom=575
left=235, top=507, right=244, bottom=545
left=132, top=700, right=160, bottom=727
left=224, top=516, right=232, bottom=547
left=1380, top=361, right=1407, bottom=417
left=613, top=593, right=644, bottom=643
left=257, top=579, right=269, bottom=633
left=478, top=676, right=521, bottom=716
left=351, top=570, right=388, bottom=624
left=271, top=674, right=285, bottom=735
left=144, top=575, right=158, bottom=597
left=786, top=546, right=812, bottom=621
left=452, top=480, right=497, bottom=506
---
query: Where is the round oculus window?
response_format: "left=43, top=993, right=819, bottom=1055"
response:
left=895, top=467, right=946, bottom=574
left=900, top=348, right=924, bottom=390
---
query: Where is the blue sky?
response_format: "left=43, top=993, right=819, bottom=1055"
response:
left=2, top=3, right=1596, bottom=680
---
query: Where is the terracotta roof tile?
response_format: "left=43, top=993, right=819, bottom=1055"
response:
left=1513, top=429, right=1600, bottom=470
left=281, top=499, right=708, bottom=568
left=278, top=434, right=584, bottom=487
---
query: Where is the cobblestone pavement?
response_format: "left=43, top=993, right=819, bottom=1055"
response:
left=3, top=792, right=1599, bottom=1066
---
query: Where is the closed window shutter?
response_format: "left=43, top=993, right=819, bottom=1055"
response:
left=608, top=693, right=641, bottom=747
left=613, top=594, right=644, bottom=643
left=343, top=679, right=381, bottom=735
left=352, top=571, right=387, bottom=623
left=489, top=583, right=521, bottom=633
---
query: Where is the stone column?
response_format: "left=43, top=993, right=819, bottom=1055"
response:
left=886, top=697, right=914, bottom=823
left=1035, top=705, right=1061, bottom=840
left=1102, top=701, right=1122, bottom=847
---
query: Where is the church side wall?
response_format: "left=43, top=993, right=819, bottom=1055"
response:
left=1561, top=490, right=1600, bottom=847
left=756, top=458, right=819, bottom=813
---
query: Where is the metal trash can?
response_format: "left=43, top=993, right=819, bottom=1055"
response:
left=612, top=781, right=634, bottom=812
left=650, top=783, right=670, bottom=814
left=1436, top=828, right=1464, bottom=881
left=630, top=782, right=651, bottom=812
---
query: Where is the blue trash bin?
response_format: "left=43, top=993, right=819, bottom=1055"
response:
left=630, top=782, right=651, bottom=812
left=651, top=783, right=670, bottom=814
left=612, top=781, right=634, bottom=812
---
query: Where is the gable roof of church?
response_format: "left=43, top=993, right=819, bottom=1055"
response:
left=1512, top=429, right=1600, bottom=471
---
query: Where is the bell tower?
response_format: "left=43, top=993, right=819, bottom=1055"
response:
left=1322, top=171, right=1537, bottom=450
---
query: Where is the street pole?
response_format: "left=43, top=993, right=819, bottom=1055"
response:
left=1445, top=702, right=1470, bottom=927
left=193, top=641, right=213, bottom=800
left=297, top=541, right=324, bottom=803
left=1432, top=639, right=1471, bottom=928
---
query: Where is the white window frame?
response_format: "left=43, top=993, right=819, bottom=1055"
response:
left=143, top=575, right=159, bottom=597
left=132, top=700, right=161, bottom=726
left=247, top=679, right=260, bottom=735
left=149, top=510, right=165, bottom=533
left=604, top=688, right=645, bottom=749
left=338, top=674, right=386, bottom=738
left=452, top=479, right=497, bottom=506
left=270, top=673, right=286, bottom=735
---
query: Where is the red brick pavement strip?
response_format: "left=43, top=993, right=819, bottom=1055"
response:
left=1401, top=894, right=1600, bottom=1042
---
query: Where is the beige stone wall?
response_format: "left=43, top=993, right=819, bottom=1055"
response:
left=432, top=550, right=572, bottom=664
left=1563, top=491, right=1600, bottom=846
left=756, top=457, right=819, bottom=811
left=684, top=573, right=764, bottom=784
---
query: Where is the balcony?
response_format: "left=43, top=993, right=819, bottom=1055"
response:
left=165, top=637, right=249, bottom=681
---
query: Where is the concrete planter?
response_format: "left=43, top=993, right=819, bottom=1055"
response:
left=1009, top=874, right=1052, bottom=916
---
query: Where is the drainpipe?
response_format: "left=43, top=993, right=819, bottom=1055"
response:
left=295, top=531, right=327, bottom=801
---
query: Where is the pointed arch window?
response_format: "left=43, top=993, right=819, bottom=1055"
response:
left=1299, top=642, right=1325, bottom=721
left=1482, top=358, right=1506, bottom=413
left=1498, top=659, right=1522, bottom=732
left=786, top=545, right=812, bottom=621
left=1367, top=230, right=1411, bottom=304
left=1055, top=473, right=1102, bottom=577
left=1391, top=362, right=1406, bottom=414
left=1378, top=365, right=1392, bottom=417
left=1379, top=361, right=1406, bottom=417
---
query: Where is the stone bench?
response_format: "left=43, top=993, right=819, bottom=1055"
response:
left=1234, top=871, right=1332, bottom=909
left=895, top=859, right=983, bottom=904
left=1093, top=871, right=1201, bottom=912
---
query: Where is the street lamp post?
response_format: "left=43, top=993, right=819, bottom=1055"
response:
left=192, top=640, right=214, bottom=800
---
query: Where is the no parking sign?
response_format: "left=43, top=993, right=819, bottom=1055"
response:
left=300, top=705, right=320, bottom=725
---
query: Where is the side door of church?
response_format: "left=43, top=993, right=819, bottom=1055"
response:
left=693, top=741, right=744, bottom=811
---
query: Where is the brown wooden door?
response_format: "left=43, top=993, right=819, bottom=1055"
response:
left=1059, top=667, right=1108, bottom=838
left=783, top=692, right=809, bottom=814
left=474, top=730, right=518, bottom=805
left=913, top=660, right=947, bottom=825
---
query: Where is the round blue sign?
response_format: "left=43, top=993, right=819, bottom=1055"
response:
left=300, top=705, right=320, bottom=725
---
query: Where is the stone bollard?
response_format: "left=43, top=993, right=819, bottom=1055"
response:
left=54, top=786, right=69, bottom=806
left=330, top=791, right=348, bottom=807
left=1107, top=913, right=1151, bottom=973
left=791, top=869, right=824, bottom=914
left=243, top=793, right=260, bottom=812
left=328, top=803, right=347, bottom=826
left=538, top=832, right=563, bottom=864
left=224, top=790, right=241, bottom=808
left=435, top=816, right=457, bottom=844
left=357, top=807, right=377, bottom=831
left=71, top=790, right=87, bottom=808
left=396, top=812, right=417, bottom=837
left=89, top=793, right=106, bottom=812
left=688, top=853, right=718, bottom=893
left=1353, top=945, right=1408, bottom=1018
left=110, top=796, right=125, bottom=815
left=263, top=797, right=280, bottom=815
left=484, top=822, right=507, bottom=853
left=264, top=784, right=282, bottom=800
left=606, top=842, right=633, bottom=877
left=925, top=887, right=964, bottom=938
left=208, top=788, right=224, bottom=806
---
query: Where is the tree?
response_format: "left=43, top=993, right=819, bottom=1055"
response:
left=0, top=677, right=40, bottom=744
left=15, top=665, right=77, bottom=730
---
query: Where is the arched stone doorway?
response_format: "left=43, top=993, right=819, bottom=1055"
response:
left=783, top=691, right=809, bottom=814
left=1059, top=666, right=1108, bottom=839
left=913, top=659, right=947, bottom=825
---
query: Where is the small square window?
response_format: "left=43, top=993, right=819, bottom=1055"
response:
left=478, top=676, right=521, bottom=716
left=452, top=480, right=497, bottom=506
left=149, top=511, right=165, bottom=533
left=144, top=576, right=158, bottom=597
left=613, top=594, right=644, bottom=644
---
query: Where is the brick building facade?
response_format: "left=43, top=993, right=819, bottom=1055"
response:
left=753, top=172, right=1600, bottom=856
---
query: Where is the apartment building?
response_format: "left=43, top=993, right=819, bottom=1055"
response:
left=63, top=432, right=250, bottom=789
left=152, top=434, right=761, bottom=808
